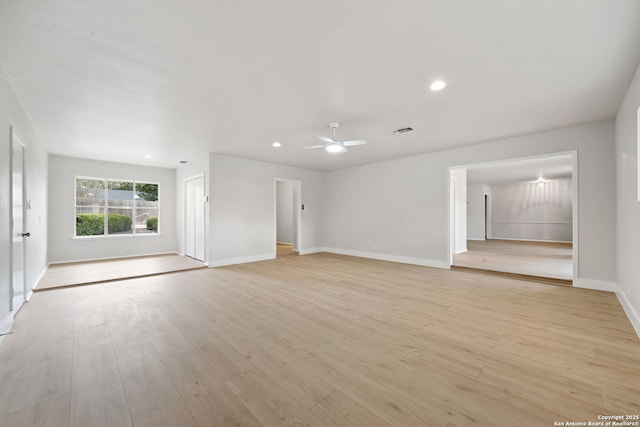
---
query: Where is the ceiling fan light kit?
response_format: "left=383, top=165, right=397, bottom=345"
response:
left=325, top=142, right=347, bottom=153
left=306, top=122, right=367, bottom=154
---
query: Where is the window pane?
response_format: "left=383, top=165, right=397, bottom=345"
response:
left=136, top=183, right=158, bottom=203
left=135, top=182, right=159, bottom=234
left=136, top=208, right=158, bottom=233
left=76, top=178, right=105, bottom=208
left=106, top=180, right=133, bottom=235
left=107, top=180, right=134, bottom=208
left=76, top=178, right=106, bottom=236
left=76, top=209, right=105, bottom=236
left=107, top=209, right=133, bottom=235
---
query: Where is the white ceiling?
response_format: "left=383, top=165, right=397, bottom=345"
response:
left=1, top=1, right=639, bottom=171
left=466, top=154, right=573, bottom=186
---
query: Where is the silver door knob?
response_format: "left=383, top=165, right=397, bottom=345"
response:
left=22, top=232, right=30, bottom=237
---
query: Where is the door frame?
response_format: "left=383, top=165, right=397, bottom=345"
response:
left=9, top=127, right=27, bottom=312
left=484, top=193, right=492, bottom=239
left=274, top=178, right=301, bottom=254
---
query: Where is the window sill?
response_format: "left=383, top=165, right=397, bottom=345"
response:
left=73, top=233, right=162, bottom=240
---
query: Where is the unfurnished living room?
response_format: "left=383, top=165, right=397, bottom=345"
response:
left=1, top=1, right=640, bottom=426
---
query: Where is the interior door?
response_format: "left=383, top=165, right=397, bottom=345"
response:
left=11, top=133, right=26, bottom=312
left=185, top=175, right=205, bottom=261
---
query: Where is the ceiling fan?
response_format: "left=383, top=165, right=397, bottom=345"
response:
left=305, top=122, right=367, bottom=153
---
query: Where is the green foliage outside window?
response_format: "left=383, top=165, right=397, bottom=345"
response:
left=76, top=214, right=132, bottom=236
left=146, top=216, right=158, bottom=231
left=137, top=183, right=158, bottom=201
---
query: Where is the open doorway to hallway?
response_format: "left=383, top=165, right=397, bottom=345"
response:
left=450, top=153, right=576, bottom=284
left=275, top=179, right=301, bottom=258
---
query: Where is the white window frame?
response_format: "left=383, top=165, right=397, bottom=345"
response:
left=74, top=175, right=160, bottom=238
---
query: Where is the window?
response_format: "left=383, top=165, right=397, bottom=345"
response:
left=75, top=176, right=159, bottom=237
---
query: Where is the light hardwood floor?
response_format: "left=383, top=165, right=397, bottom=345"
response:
left=276, top=243, right=297, bottom=257
left=1, top=253, right=638, bottom=426
left=453, top=239, right=573, bottom=281
left=36, top=254, right=207, bottom=290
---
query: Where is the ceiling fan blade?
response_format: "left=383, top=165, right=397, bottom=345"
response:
left=305, top=145, right=326, bottom=150
left=317, top=136, right=334, bottom=143
left=342, top=140, right=367, bottom=146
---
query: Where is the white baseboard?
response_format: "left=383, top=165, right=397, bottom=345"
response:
left=0, top=311, right=14, bottom=345
left=323, top=247, right=450, bottom=269
left=48, top=251, right=179, bottom=265
left=210, top=253, right=275, bottom=267
left=573, top=278, right=618, bottom=293
left=490, top=237, right=572, bottom=244
left=467, top=238, right=486, bottom=241
left=30, top=265, right=48, bottom=295
left=616, top=291, right=640, bottom=339
left=298, top=247, right=325, bottom=255
left=276, top=241, right=293, bottom=245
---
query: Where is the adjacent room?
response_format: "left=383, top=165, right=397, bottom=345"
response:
left=1, top=1, right=639, bottom=426
left=452, top=154, right=575, bottom=284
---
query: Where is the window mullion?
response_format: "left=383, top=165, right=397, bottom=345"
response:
left=133, top=181, right=137, bottom=235
left=104, top=178, right=108, bottom=236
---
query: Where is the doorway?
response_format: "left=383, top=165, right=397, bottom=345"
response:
left=184, top=174, right=206, bottom=262
left=275, top=179, right=301, bottom=257
left=451, top=152, right=576, bottom=283
left=10, top=129, right=27, bottom=312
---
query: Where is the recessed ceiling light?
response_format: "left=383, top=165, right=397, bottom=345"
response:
left=143, top=155, right=152, bottom=159
left=272, top=142, right=281, bottom=148
left=430, top=80, right=446, bottom=91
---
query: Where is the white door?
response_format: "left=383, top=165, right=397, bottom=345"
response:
left=185, top=175, right=205, bottom=261
left=11, top=132, right=26, bottom=312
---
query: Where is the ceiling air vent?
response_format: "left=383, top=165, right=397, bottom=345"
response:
left=393, top=127, right=413, bottom=134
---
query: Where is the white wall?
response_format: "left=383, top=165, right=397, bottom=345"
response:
left=490, top=178, right=573, bottom=242
left=48, top=155, right=177, bottom=263
left=615, top=62, right=640, bottom=335
left=324, top=121, right=615, bottom=285
left=0, top=62, right=48, bottom=334
left=467, top=184, right=490, bottom=240
left=276, top=181, right=294, bottom=244
left=175, top=157, right=209, bottom=260
left=209, top=154, right=323, bottom=266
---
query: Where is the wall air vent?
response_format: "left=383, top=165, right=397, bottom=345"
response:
left=179, top=160, right=188, bottom=164
left=393, top=127, right=413, bottom=134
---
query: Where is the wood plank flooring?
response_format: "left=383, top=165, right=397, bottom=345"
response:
left=36, top=254, right=207, bottom=290
left=452, top=239, right=573, bottom=281
left=1, top=252, right=638, bottom=426
left=276, top=243, right=297, bottom=257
